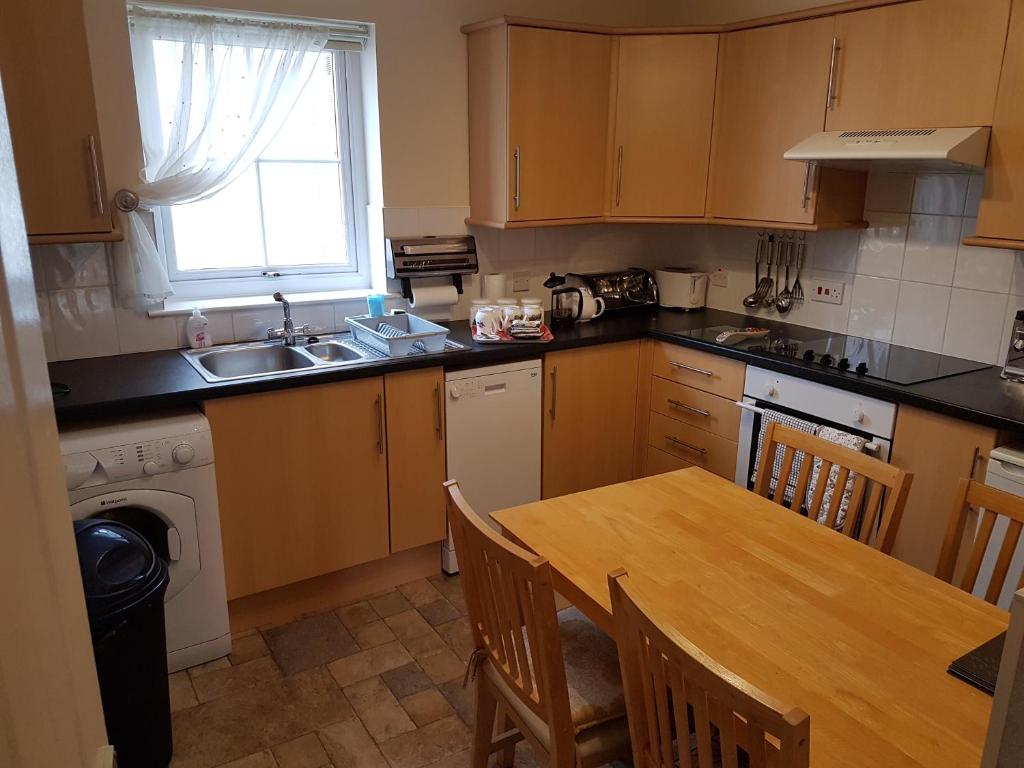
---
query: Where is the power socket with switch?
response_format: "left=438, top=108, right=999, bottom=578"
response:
left=512, top=271, right=530, bottom=292
left=710, top=268, right=728, bottom=288
left=810, top=278, right=844, bottom=305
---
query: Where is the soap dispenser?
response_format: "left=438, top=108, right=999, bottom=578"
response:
left=185, top=308, right=212, bottom=349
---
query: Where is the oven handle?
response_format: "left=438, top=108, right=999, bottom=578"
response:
left=732, top=400, right=880, bottom=455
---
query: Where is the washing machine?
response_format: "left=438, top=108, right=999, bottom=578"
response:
left=60, top=409, right=231, bottom=673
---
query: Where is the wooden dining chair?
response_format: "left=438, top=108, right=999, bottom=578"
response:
left=608, top=568, right=810, bottom=768
left=936, top=478, right=1024, bottom=604
left=444, top=480, right=631, bottom=768
left=753, top=422, right=912, bottom=554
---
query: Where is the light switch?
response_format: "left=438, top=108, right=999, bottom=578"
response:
left=710, top=268, right=728, bottom=288
left=512, top=271, right=530, bottom=292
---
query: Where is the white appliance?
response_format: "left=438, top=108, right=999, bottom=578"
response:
left=443, top=360, right=543, bottom=573
left=977, top=445, right=1024, bottom=609
left=784, top=126, right=990, bottom=171
left=735, top=366, right=897, bottom=487
left=656, top=268, right=707, bottom=311
left=60, top=410, right=231, bottom=672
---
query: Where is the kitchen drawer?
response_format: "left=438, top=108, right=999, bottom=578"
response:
left=643, top=444, right=694, bottom=477
left=651, top=342, right=744, bottom=400
left=648, top=411, right=738, bottom=480
left=650, top=376, right=740, bottom=440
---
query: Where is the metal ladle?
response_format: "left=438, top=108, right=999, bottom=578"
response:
left=776, top=235, right=794, bottom=314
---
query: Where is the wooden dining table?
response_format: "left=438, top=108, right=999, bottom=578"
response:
left=491, top=467, right=1010, bottom=768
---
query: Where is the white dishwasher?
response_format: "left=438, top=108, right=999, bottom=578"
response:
left=443, top=359, right=543, bottom=573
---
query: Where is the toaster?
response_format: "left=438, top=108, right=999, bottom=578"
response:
left=656, top=268, right=708, bottom=311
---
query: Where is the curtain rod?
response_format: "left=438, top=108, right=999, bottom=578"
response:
left=127, top=2, right=371, bottom=39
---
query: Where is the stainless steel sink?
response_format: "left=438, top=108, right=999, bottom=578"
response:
left=180, top=335, right=381, bottom=383
left=304, top=341, right=365, bottom=363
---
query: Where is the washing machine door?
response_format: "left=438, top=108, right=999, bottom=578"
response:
left=69, top=489, right=200, bottom=601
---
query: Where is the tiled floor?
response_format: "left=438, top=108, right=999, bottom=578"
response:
left=168, top=573, right=541, bottom=768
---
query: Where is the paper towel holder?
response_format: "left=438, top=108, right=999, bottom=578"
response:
left=385, top=235, right=478, bottom=301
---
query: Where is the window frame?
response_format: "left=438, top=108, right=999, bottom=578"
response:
left=152, top=45, right=372, bottom=300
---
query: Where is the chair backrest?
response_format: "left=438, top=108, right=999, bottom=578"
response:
left=609, top=569, right=810, bottom=768
left=753, top=422, right=912, bottom=553
left=937, top=478, right=1024, bottom=604
left=443, top=480, right=574, bottom=740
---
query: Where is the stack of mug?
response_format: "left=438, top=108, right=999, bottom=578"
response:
left=472, top=297, right=544, bottom=339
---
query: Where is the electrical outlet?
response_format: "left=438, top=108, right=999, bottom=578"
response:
left=710, top=268, right=728, bottom=288
left=512, top=271, right=530, bottom=292
left=811, top=278, right=845, bottom=305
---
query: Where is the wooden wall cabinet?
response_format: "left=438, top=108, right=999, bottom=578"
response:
left=974, top=0, right=1024, bottom=248
left=542, top=341, right=640, bottom=498
left=467, top=23, right=612, bottom=227
left=205, top=378, right=390, bottom=599
left=707, top=16, right=867, bottom=229
left=0, top=0, right=114, bottom=241
left=607, top=34, right=718, bottom=219
left=889, top=406, right=1009, bottom=575
left=825, top=0, right=1011, bottom=132
left=385, top=368, right=446, bottom=553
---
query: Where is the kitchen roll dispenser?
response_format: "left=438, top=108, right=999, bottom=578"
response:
left=385, top=235, right=478, bottom=301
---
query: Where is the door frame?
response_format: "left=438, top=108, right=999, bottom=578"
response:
left=0, top=75, right=110, bottom=767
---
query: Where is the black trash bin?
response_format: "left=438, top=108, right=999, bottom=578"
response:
left=74, top=519, right=172, bottom=768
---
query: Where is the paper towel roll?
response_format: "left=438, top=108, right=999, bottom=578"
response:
left=482, top=273, right=507, bottom=302
left=409, top=284, right=459, bottom=310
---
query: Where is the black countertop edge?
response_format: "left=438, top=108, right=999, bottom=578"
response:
left=49, top=307, right=1024, bottom=434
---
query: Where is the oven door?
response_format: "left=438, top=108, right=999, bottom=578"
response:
left=733, top=395, right=892, bottom=489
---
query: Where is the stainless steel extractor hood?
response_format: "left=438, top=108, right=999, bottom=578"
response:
left=784, top=127, right=991, bottom=171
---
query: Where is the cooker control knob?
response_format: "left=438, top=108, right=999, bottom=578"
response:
left=1014, top=337, right=1024, bottom=352
left=449, top=385, right=461, bottom=400
left=802, top=350, right=815, bottom=361
left=143, top=460, right=159, bottom=476
left=172, top=443, right=195, bottom=465
left=765, top=385, right=777, bottom=398
left=837, top=357, right=851, bottom=371
left=819, top=354, right=834, bottom=367
left=854, top=411, right=866, bottom=425
left=855, top=362, right=869, bottom=375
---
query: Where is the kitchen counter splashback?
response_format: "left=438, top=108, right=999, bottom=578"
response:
left=48, top=308, right=1024, bottom=431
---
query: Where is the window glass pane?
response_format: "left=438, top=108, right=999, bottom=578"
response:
left=168, top=166, right=264, bottom=272
left=259, top=161, right=349, bottom=267
left=261, top=52, right=340, bottom=161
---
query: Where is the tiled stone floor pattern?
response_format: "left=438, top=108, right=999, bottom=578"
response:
left=168, top=574, right=548, bottom=768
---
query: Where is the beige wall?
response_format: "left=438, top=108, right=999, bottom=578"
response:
left=83, top=0, right=682, bottom=210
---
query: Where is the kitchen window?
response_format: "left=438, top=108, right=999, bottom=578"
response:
left=128, top=6, right=375, bottom=301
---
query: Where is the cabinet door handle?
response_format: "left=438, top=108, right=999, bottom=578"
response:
left=549, top=367, right=557, bottom=421
left=667, top=399, right=710, bottom=417
left=801, top=162, right=817, bottom=211
left=86, top=135, right=105, bottom=217
left=374, top=394, right=384, bottom=455
left=666, top=435, right=707, bottom=455
left=669, top=361, right=713, bottom=377
left=513, top=145, right=521, bottom=211
left=969, top=446, right=982, bottom=479
left=825, top=36, right=841, bottom=110
left=433, top=383, right=443, bottom=441
left=615, top=145, right=624, bottom=207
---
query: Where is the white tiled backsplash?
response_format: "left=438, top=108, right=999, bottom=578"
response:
left=31, top=171, right=1024, bottom=365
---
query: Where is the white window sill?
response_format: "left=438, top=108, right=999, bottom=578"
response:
left=150, top=288, right=398, bottom=317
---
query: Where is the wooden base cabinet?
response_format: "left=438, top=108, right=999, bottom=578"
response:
left=889, top=406, right=1010, bottom=575
left=205, top=378, right=389, bottom=600
left=385, top=368, right=446, bottom=553
left=542, top=341, right=640, bottom=498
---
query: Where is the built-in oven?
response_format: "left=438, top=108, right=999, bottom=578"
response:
left=734, top=367, right=898, bottom=489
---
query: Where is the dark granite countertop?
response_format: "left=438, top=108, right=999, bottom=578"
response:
left=48, top=307, right=1024, bottom=433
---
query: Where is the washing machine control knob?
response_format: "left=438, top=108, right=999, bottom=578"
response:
left=142, top=460, right=160, bottom=476
left=172, top=442, right=195, bottom=465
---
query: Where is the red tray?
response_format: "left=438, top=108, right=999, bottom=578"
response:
left=472, top=323, right=554, bottom=344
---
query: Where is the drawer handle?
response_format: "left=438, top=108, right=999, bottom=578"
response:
left=667, top=399, right=710, bottom=417
left=433, top=383, right=443, bottom=441
left=669, top=361, right=713, bottom=377
left=666, top=435, right=707, bottom=455
left=374, top=394, right=384, bottom=455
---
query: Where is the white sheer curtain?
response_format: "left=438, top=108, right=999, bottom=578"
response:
left=117, top=8, right=328, bottom=309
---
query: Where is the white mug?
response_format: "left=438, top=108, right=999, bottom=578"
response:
left=501, top=303, right=524, bottom=330
left=522, top=302, right=543, bottom=323
left=475, top=305, right=502, bottom=336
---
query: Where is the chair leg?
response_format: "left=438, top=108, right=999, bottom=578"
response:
left=472, top=675, right=498, bottom=768
left=497, top=709, right=516, bottom=768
